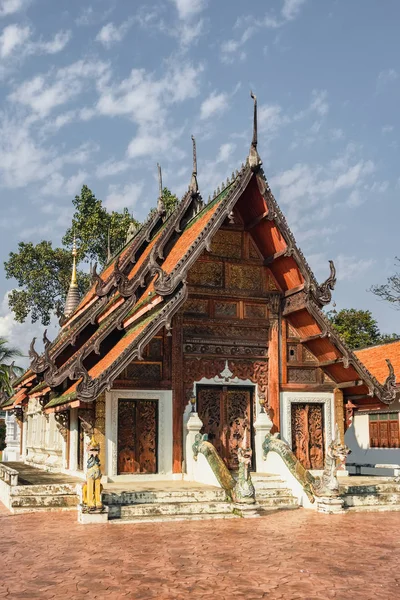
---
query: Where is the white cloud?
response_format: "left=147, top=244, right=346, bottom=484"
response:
left=0, top=291, right=58, bottom=366
left=9, top=59, right=109, bottom=117
left=216, top=142, right=236, bottom=163
left=334, top=255, right=376, bottom=281
left=310, top=89, right=329, bottom=116
left=35, top=30, right=71, bottom=54
left=200, top=91, right=228, bottom=120
left=104, top=182, right=144, bottom=211
left=377, top=68, right=398, bottom=90
left=0, top=23, right=30, bottom=57
left=258, top=104, right=289, bottom=133
left=0, top=0, right=30, bottom=17
left=282, top=0, right=307, bottom=20
left=172, top=0, right=206, bottom=20
left=95, top=159, right=130, bottom=179
left=96, top=20, right=132, bottom=47
left=40, top=170, right=88, bottom=197
left=382, top=125, right=394, bottom=134
left=220, top=1, right=307, bottom=61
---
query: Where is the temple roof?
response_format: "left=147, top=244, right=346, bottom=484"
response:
left=3, top=98, right=398, bottom=413
left=355, top=341, right=400, bottom=385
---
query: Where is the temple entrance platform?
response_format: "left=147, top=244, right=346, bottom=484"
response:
left=0, top=462, right=81, bottom=513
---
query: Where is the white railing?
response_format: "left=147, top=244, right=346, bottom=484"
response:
left=0, top=463, right=18, bottom=486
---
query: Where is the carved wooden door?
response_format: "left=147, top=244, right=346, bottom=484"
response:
left=291, top=403, right=324, bottom=469
left=197, top=386, right=253, bottom=470
left=117, top=399, right=158, bottom=474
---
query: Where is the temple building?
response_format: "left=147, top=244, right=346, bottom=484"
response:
left=1, top=95, right=398, bottom=489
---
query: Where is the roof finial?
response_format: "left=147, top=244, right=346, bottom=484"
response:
left=64, top=236, right=80, bottom=319
left=249, top=91, right=262, bottom=171
left=189, top=134, right=198, bottom=194
left=157, top=163, right=165, bottom=214
left=107, top=227, right=111, bottom=262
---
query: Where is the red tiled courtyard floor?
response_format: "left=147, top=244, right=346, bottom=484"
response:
left=1, top=503, right=399, bottom=600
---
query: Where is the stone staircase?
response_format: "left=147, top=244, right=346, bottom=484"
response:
left=103, top=476, right=299, bottom=523
left=103, top=485, right=236, bottom=523
left=252, top=474, right=299, bottom=513
left=340, top=477, right=400, bottom=512
left=8, top=483, right=79, bottom=514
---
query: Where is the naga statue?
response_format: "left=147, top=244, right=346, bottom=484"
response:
left=234, top=428, right=256, bottom=504
left=81, top=435, right=104, bottom=512
left=192, top=431, right=256, bottom=504
left=313, top=425, right=350, bottom=497
left=262, top=425, right=350, bottom=502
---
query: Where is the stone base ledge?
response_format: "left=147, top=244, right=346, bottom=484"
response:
left=316, top=496, right=345, bottom=514
left=78, top=505, right=109, bottom=524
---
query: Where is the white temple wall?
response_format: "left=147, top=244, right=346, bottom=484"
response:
left=24, top=398, right=64, bottom=470
left=2, top=412, right=21, bottom=462
left=345, top=413, right=400, bottom=476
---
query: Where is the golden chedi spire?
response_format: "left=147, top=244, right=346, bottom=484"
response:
left=64, top=237, right=80, bottom=319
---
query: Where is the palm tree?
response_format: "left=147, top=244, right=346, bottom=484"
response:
left=0, top=338, right=23, bottom=398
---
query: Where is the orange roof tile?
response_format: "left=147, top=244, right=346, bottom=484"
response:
left=162, top=201, right=222, bottom=275
left=355, top=340, right=400, bottom=384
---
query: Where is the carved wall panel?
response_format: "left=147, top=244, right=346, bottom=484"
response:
left=183, top=358, right=268, bottom=398
left=183, top=342, right=267, bottom=357
left=244, top=303, right=266, bottom=319
left=184, top=323, right=268, bottom=342
left=183, top=298, right=209, bottom=316
left=187, top=261, right=223, bottom=288
left=147, top=338, right=162, bottom=358
left=287, top=368, right=317, bottom=384
left=302, top=347, right=318, bottom=363
left=287, top=322, right=299, bottom=338
left=214, top=301, right=238, bottom=318
left=125, top=363, right=162, bottom=381
left=266, top=273, right=279, bottom=291
left=249, top=238, right=261, bottom=259
left=229, top=264, right=263, bottom=292
left=210, top=230, right=242, bottom=259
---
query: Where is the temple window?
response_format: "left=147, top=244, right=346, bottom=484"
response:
left=369, top=413, right=400, bottom=449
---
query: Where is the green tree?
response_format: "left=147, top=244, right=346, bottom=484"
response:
left=5, top=184, right=177, bottom=325
left=161, top=187, right=179, bottom=213
left=5, top=241, right=89, bottom=325
left=327, top=308, right=400, bottom=350
left=370, top=257, right=400, bottom=307
left=0, top=337, right=23, bottom=397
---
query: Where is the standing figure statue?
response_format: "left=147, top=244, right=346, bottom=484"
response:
left=234, top=428, right=256, bottom=504
left=82, top=435, right=103, bottom=512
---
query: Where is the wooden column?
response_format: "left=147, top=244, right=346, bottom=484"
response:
left=333, top=388, right=345, bottom=443
left=172, top=314, right=184, bottom=473
left=94, top=394, right=106, bottom=472
left=268, top=297, right=280, bottom=433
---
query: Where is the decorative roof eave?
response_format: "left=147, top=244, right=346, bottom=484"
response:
left=248, top=91, right=262, bottom=172
left=12, top=370, right=35, bottom=389
left=152, top=163, right=253, bottom=297
left=254, top=169, right=336, bottom=307
left=306, top=301, right=398, bottom=405
left=73, top=283, right=188, bottom=403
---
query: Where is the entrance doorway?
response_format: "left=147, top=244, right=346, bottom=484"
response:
left=117, top=399, right=158, bottom=474
left=291, top=403, right=324, bottom=469
left=196, top=385, right=254, bottom=470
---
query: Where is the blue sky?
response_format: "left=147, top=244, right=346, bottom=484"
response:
left=0, top=0, right=399, bottom=359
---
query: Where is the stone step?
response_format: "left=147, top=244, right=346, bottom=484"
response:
left=113, top=501, right=234, bottom=519
left=257, top=503, right=299, bottom=514
left=257, top=496, right=298, bottom=508
left=340, top=483, right=400, bottom=495
left=10, top=484, right=78, bottom=496
left=102, top=488, right=227, bottom=505
left=255, top=487, right=295, bottom=498
left=343, top=493, right=400, bottom=507
left=112, top=513, right=239, bottom=524
left=10, top=494, right=79, bottom=509
left=345, top=504, right=400, bottom=513
left=11, top=505, right=78, bottom=515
